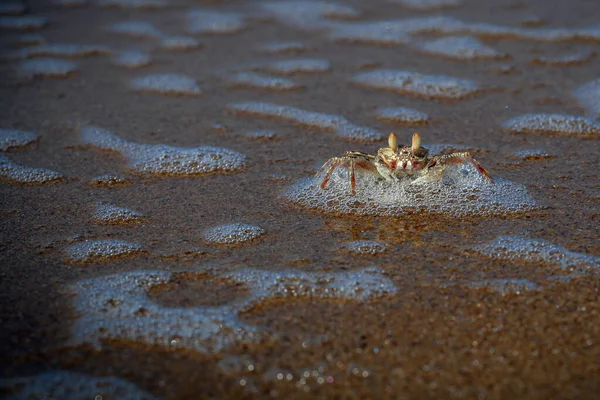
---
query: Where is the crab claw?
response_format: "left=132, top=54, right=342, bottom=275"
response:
left=411, top=132, right=421, bottom=155
left=388, top=132, right=398, bottom=152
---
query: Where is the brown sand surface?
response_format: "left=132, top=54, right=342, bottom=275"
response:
left=1, top=0, right=599, bottom=398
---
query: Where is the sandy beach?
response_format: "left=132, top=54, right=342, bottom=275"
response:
left=1, top=0, right=600, bottom=398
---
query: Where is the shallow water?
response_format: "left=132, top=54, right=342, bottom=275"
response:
left=1, top=0, right=600, bottom=399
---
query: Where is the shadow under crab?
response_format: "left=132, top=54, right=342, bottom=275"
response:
left=283, top=133, right=537, bottom=217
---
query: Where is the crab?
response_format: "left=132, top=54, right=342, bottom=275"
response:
left=316, top=132, right=494, bottom=194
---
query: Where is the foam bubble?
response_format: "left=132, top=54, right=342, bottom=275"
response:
left=284, top=163, right=536, bottom=217
left=68, top=265, right=395, bottom=352
left=160, top=36, right=201, bottom=51
left=186, top=10, right=246, bottom=35
left=226, top=72, right=302, bottom=91
left=130, top=73, right=202, bottom=96
left=530, top=50, right=595, bottom=66
left=342, top=240, right=387, bottom=255
left=81, top=126, right=247, bottom=176
left=108, top=21, right=163, bottom=39
left=228, top=101, right=384, bottom=142
left=92, top=202, right=146, bottom=224
left=0, top=2, right=25, bottom=15
left=501, top=113, right=600, bottom=136
left=0, top=16, right=47, bottom=30
left=66, top=238, right=144, bottom=263
left=0, top=129, right=38, bottom=151
left=96, top=0, right=167, bottom=9
left=352, top=69, right=480, bottom=100
left=203, top=223, right=265, bottom=245
left=260, top=1, right=360, bottom=30
left=375, top=107, right=429, bottom=125
left=18, top=58, right=77, bottom=78
left=256, top=59, right=331, bottom=75
left=0, top=154, right=64, bottom=184
left=259, top=41, right=311, bottom=54
left=112, top=50, right=152, bottom=69
left=0, top=371, right=158, bottom=400
left=87, top=174, right=131, bottom=186
left=416, top=36, right=505, bottom=60
left=573, top=78, right=600, bottom=118
left=390, top=0, right=463, bottom=10
left=471, top=235, right=600, bottom=272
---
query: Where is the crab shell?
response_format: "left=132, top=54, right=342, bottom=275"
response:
left=376, top=133, right=429, bottom=177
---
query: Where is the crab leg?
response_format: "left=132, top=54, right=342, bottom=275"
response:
left=317, top=158, right=341, bottom=189
left=429, top=152, right=494, bottom=182
left=349, top=160, right=357, bottom=195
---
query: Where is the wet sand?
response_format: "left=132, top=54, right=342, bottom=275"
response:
left=1, top=0, right=599, bottom=398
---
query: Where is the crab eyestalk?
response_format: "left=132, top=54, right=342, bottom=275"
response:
left=411, top=132, right=421, bottom=155
left=388, top=132, right=398, bottom=152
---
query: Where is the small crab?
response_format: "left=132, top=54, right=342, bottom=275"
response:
left=316, top=132, right=493, bottom=194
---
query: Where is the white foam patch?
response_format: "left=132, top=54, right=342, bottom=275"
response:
left=255, top=59, right=331, bottom=75
left=160, top=36, right=201, bottom=51
left=0, top=154, right=64, bottom=184
left=0, top=371, right=157, bottom=400
left=108, top=20, right=163, bottom=38
left=186, top=10, right=246, bottom=35
left=511, top=149, right=551, bottom=160
left=202, top=223, right=265, bottom=245
left=18, top=58, right=77, bottom=78
left=342, top=240, right=387, bottom=255
left=10, top=34, right=45, bottom=46
left=228, top=101, right=384, bottom=142
left=501, top=113, right=600, bottom=136
left=96, top=0, right=167, bottom=9
left=327, top=21, right=412, bottom=45
left=52, top=0, right=89, bottom=7
left=0, top=129, right=38, bottom=151
left=92, top=202, right=146, bottom=224
left=471, top=235, right=600, bottom=272
left=81, top=126, right=247, bottom=176
left=466, top=279, right=539, bottom=294
left=352, top=69, right=480, bottom=100
left=260, top=1, right=359, bottom=30
left=226, top=72, right=302, bottom=91
left=390, top=0, right=463, bottom=10
left=66, top=238, right=144, bottom=263
left=87, top=174, right=131, bottom=186
left=68, top=266, right=396, bottom=352
left=416, top=36, right=505, bottom=60
left=284, top=164, right=536, bottom=217
left=11, top=43, right=110, bottom=59
left=0, top=16, right=47, bottom=30
left=244, top=130, right=279, bottom=140
left=375, top=107, right=429, bottom=125
left=113, top=50, right=152, bottom=69
left=531, top=49, right=595, bottom=66
left=259, top=41, right=311, bottom=54
left=258, top=8, right=600, bottom=45
left=0, top=2, right=25, bottom=15
left=130, top=73, right=202, bottom=96
left=424, top=143, right=481, bottom=154
left=573, top=78, right=600, bottom=119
